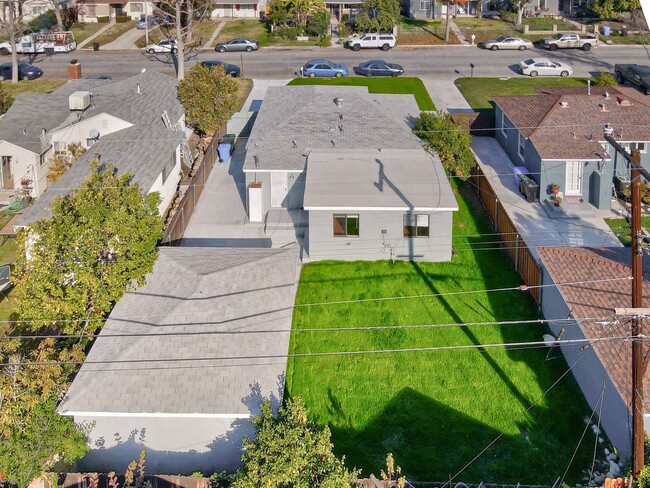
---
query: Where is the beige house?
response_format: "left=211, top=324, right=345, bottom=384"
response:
left=77, top=0, right=156, bottom=21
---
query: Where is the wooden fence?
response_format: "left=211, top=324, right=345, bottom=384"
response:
left=56, top=473, right=210, bottom=488
left=161, top=127, right=226, bottom=245
left=470, top=165, right=542, bottom=305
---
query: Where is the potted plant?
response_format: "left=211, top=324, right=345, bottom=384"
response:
left=19, top=177, right=33, bottom=204
left=554, top=195, right=563, bottom=206
left=550, top=183, right=560, bottom=195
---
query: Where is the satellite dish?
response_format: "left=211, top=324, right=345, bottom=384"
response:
left=89, top=128, right=100, bottom=140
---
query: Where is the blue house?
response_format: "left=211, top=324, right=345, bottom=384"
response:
left=493, top=86, right=650, bottom=209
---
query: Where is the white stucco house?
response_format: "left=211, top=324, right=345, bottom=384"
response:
left=11, top=71, right=189, bottom=228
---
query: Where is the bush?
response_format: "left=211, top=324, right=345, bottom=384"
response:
left=592, top=70, right=618, bottom=86
left=306, top=11, right=330, bottom=36
left=28, top=10, right=57, bottom=32
left=97, top=15, right=110, bottom=22
left=272, top=26, right=298, bottom=39
left=342, top=13, right=349, bottom=22
left=115, top=15, right=129, bottom=22
left=315, top=35, right=331, bottom=46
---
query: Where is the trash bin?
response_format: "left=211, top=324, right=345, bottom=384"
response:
left=217, top=134, right=236, bottom=163
left=519, top=175, right=539, bottom=203
left=93, top=42, right=100, bottom=51
left=602, top=25, right=611, bottom=36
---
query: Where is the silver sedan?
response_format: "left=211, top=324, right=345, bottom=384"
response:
left=483, top=36, right=534, bottom=51
left=519, top=57, right=573, bottom=77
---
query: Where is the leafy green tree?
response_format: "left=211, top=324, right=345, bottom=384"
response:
left=178, top=64, right=239, bottom=136
left=13, top=161, right=164, bottom=335
left=592, top=0, right=640, bottom=18
left=414, top=111, right=474, bottom=177
left=47, top=143, right=87, bottom=184
left=0, top=82, right=14, bottom=114
left=355, top=0, right=400, bottom=32
left=268, top=0, right=290, bottom=25
left=287, top=0, right=327, bottom=27
left=306, top=10, right=330, bottom=36
left=0, top=394, right=89, bottom=487
left=232, top=398, right=358, bottom=487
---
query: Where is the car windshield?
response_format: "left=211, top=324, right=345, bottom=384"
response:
left=524, top=59, right=535, bottom=65
left=552, top=33, right=563, bottom=39
left=495, top=36, right=507, bottom=42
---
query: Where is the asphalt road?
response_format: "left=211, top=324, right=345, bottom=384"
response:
left=11, top=44, right=650, bottom=80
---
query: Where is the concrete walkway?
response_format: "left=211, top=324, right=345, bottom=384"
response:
left=448, top=19, right=469, bottom=45
left=101, top=26, right=144, bottom=50
left=421, top=77, right=473, bottom=113
left=204, top=21, right=225, bottom=49
left=77, top=20, right=115, bottom=49
left=471, top=137, right=622, bottom=258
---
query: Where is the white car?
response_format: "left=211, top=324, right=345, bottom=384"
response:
left=519, top=57, right=573, bottom=77
left=483, top=36, right=534, bottom=51
left=0, top=41, right=11, bottom=55
left=145, top=39, right=177, bottom=54
left=347, top=33, right=396, bottom=51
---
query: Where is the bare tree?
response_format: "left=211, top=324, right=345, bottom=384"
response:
left=0, top=0, right=27, bottom=83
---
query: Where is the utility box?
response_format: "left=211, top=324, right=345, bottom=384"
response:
left=593, top=171, right=612, bottom=210
left=614, top=174, right=630, bottom=199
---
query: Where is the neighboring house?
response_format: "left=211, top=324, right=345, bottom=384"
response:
left=242, top=85, right=458, bottom=262
left=11, top=71, right=189, bottom=227
left=77, top=0, right=156, bottom=20
left=537, top=246, right=650, bottom=458
left=211, top=0, right=264, bottom=18
left=493, top=86, right=650, bottom=210
left=60, top=245, right=300, bottom=474
left=403, top=0, right=559, bottom=19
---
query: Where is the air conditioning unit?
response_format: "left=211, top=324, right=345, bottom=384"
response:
left=69, top=91, right=91, bottom=111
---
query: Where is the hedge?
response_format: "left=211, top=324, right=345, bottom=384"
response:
left=115, top=15, right=129, bottom=23
left=97, top=16, right=110, bottom=22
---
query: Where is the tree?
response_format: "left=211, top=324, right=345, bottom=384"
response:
left=0, top=394, right=89, bottom=487
left=232, top=398, right=358, bottom=487
left=0, top=0, right=27, bottom=83
left=267, top=0, right=290, bottom=25
left=287, top=0, right=327, bottom=27
left=12, top=161, right=164, bottom=335
left=47, top=143, right=86, bottom=184
left=414, top=111, right=474, bottom=177
left=178, top=63, right=239, bottom=136
left=0, top=81, right=14, bottom=114
left=355, top=0, right=400, bottom=32
left=305, top=10, right=329, bottom=36
left=592, top=0, right=640, bottom=19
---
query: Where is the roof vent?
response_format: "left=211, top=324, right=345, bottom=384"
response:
left=334, top=97, right=343, bottom=107
left=560, top=101, right=569, bottom=108
left=604, top=123, right=614, bottom=135
left=69, top=91, right=92, bottom=111
left=604, top=91, right=610, bottom=99
left=600, top=103, right=608, bottom=112
left=617, top=96, right=632, bottom=107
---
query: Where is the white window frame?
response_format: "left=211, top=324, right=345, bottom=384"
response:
left=333, top=214, right=359, bottom=237
left=403, top=214, right=430, bottom=238
left=420, top=0, right=430, bottom=9
left=130, top=2, right=143, bottom=12
left=518, top=133, right=525, bottom=159
left=630, top=142, right=647, bottom=153
left=501, top=111, right=507, bottom=139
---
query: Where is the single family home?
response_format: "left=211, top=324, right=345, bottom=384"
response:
left=77, top=0, right=157, bottom=20
left=11, top=70, right=189, bottom=227
left=242, top=85, right=458, bottom=262
left=493, top=86, right=650, bottom=210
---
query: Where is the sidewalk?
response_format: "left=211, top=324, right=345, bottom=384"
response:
left=204, top=21, right=225, bottom=49
left=421, top=77, right=473, bottom=113
left=77, top=20, right=115, bottom=49
left=101, top=27, right=144, bottom=50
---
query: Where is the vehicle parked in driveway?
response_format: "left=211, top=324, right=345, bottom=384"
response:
left=0, top=62, right=43, bottom=81
left=614, top=64, right=650, bottom=95
left=301, top=59, right=348, bottom=78
left=145, top=39, right=177, bottom=54
left=355, top=60, right=403, bottom=77
left=215, top=38, right=259, bottom=53
left=137, top=16, right=159, bottom=29
left=519, top=57, right=572, bottom=77
left=346, top=33, right=396, bottom=51
left=200, top=60, right=241, bottom=77
left=482, top=36, right=533, bottom=51
left=540, top=33, right=598, bottom=51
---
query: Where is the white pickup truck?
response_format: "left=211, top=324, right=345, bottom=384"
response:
left=346, top=33, right=396, bottom=51
left=540, top=33, right=598, bottom=51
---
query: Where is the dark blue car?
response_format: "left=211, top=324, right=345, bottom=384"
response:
left=355, top=60, right=404, bottom=77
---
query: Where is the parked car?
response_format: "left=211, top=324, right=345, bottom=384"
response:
left=137, top=16, right=159, bottom=29
left=215, top=38, right=259, bottom=53
left=200, top=60, right=241, bottom=77
left=301, top=59, right=348, bottom=78
left=145, top=39, right=177, bottom=54
left=482, top=36, right=533, bottom=51
left=347, top=33, right=396, bottom=51
left=518, top=58, right=572, bottom=77
left=614, top=64, right=650, bottom=95
left=0, top=62, right=43, bottom=81
left=355, top=60, right=404, bottom=77
left=540, top=33, right=598, bottom=51
left=85, top=74, right=112, bottom=80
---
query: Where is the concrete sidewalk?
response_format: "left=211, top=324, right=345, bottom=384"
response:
left=77, top=20, right=115, bottom=49
left=204, top=21, right=225, bottom=49
left=101, top=26, right=144, bottom=50
left=421, top=77, right=473, bottom=113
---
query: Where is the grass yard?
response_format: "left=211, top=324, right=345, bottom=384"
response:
left=288, top=77, right=436, bottom=111
left=215, top=19, right=269, bottom=46
left=398, top=16, right=450, bottom=45
left=286, top=179, right=594, bottom=484
left=90, top=20, right=137, bottom=47
left=69, top=22, right=107, bottom=45
left=3, top=79, right=66, bottom=99
left=605, top=216, right=650, bottom=246
left=453, top=16, right=575, bottom=43
left=455, top=77, right=588, bottom=117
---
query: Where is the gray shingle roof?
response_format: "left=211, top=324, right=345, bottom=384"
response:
left=60, top=245, right=299, bottom=415
left=304, top=148, right=458, bottom=211
left=243, top=86, right=422, bottom=172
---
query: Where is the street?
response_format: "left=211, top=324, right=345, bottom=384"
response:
left=11, top=44, right=650, bottom=80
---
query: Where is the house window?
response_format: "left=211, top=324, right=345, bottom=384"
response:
left=501, top=112, right=507, bottom=139
left=1, top=156, right=11, bottom=171
left=86, top=138, right=95, bottom=147
left=630, top=142, right=647, bottom=153
left=162, top=151, right=177, bottom=184
left=54, top=141, right=64, bottom=154
left=333, top=214, right=359, bottom=237
left=130, top=2, right=143, bottom=11
left=40, top=152, right=47, bottom=167
left=420, top=0, right=430, bottom=9
left=403, top=214, right=430, bottom=237
left=86, top=5, right=96, bottom=15
left=518, top=133, right=525, bottom=159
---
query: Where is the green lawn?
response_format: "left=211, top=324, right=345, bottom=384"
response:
left=3, top=80, right=66, bottom=99
left=286, top=179, right=593, bottom=483
left=288, top=77, right=436, bottom=111
left=453, top=16, right=575, bottom=43
left=398, top=16, right=449, bottom=45
left=90, top=20, right=137, bottom=47
left=215, top=19, right=269, bottom=46
left=69, top=22, right=106, bottom=45
left=605, top=216, right=650, bottom=246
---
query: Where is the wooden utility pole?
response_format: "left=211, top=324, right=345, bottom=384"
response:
left=608, top=138, right=646, bottom=481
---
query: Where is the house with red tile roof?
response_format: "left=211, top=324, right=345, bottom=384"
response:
left=493, top=86, right=650, bottom=210
left=537, top=246, right=650, bottom=457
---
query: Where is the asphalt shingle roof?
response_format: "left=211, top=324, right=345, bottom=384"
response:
left=243, top=86, right=422, bottom=172
left=494, top=86, right=650, bottom=160
left=61, top=245, right=299, bottom=415
left=537, top=246, right=650, bottom=412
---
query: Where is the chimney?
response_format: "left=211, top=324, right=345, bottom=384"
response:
left=617, top=96, right=632, bottom=106
left=137, top=83, right=142, bottom=95
left=67, top=59, right=81, bottom=81
left=334, top=97, right=343, bottom=107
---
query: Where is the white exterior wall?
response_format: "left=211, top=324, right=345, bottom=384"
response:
left=307, top=209, right=454, bottom=262
left=48, top=114, right=133, bottom=152
left=148, top=144, right=182, bottom=215
left=0, top=140, right=42, bottom=197
left=70, top=414, right=254, bottom=474
left=211, top=4, right=260, bottom=18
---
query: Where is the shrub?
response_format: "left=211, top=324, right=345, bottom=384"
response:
left=97, top=16, right=110, bottom=22
left=306, top=11, right=330, bottom=36
left=272, top=26, right=298, bottom=39
left=28, top=10, right=57, bottom=32
left=115, top=15, right=129, bottom=23
left=315, top=35, right=331, bottom=46
left=342, top=13, right=349, bottom=22
left=592, top=70, right=618, bottom=86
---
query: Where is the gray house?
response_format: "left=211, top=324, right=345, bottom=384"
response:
left=242, top=85, right=458, bottom=262
left=493, top=86, right=650, bottom=210
left=537, top=246, right=650, bottom=458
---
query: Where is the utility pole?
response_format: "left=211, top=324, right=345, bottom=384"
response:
left=607, top=136, right=646, bottom=481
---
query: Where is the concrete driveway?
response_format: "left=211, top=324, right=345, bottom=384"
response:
left=101, top=27, right=145, bottom=50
